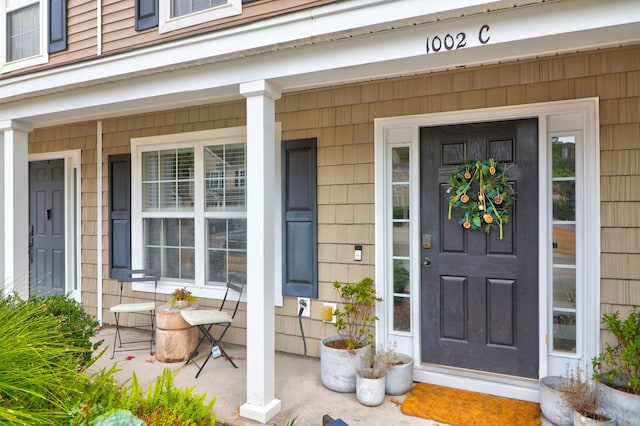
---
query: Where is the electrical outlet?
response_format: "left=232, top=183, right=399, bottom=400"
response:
left=322, top=302, right=337, bottom=323
left=298, top=297, right=311, bottom=317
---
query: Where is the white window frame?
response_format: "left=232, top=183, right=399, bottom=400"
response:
left=131, top=126, right=249, bottom=301
left=0, top=0, right=48, bottom=74
left=159, top=0, right=241, bottom=34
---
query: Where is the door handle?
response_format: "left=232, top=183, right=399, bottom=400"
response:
left=29, top=225, right=33, bottom=264
left=45, top=209, right=51, bottom=220
left=423, top=257, right=431, bottom=267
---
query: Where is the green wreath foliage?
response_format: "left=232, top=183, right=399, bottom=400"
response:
left=447, top=159, right=515, bottom=239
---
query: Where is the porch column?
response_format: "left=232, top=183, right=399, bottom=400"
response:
left=0, top=120, right=32, bottom=299
left=239, top=79, right=282, bottom=423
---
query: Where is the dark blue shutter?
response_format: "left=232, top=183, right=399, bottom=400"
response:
left=135, top=0, right=159, bottom=31
left=282, top=139, right=317, bottom=298
left=48, top=0, right=67, bottom=53
left=109, top=154, right=131, bottom=278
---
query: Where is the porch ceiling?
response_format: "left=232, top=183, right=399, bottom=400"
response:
left=0, top=0, right=638, bottom=128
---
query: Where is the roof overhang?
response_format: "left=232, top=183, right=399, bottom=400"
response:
left=1, top=0, right=638, bottom=127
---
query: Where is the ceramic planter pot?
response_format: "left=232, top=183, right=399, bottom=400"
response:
left=378, top=353, right=413, bottom=395
left=573, top=409, right=616, bottom=425
left=320, top=335, right=369, bottom=393
left=599, top=380, right=640, bottom=426
left=356, top=368, right=386, bottom=406
left=539, top=376, right=572, bottom=426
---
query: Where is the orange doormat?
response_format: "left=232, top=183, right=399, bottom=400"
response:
left=401, top=383, right=541, bottom=426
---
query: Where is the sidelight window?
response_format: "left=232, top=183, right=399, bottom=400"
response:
left=550, top=134, right=577, bottom=354
left=390, top=146, right=411, bottom=333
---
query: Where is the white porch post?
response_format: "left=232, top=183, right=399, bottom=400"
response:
left=0, top=120, right=32, bottom=299
left=239, top=79, right=282, bottom=423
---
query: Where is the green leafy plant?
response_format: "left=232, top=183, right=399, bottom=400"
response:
left=37, top=293, right=102, bottom=370
left=122, top=369, right=216, bottom=425
left=169, top=287, right=197, bottom=309
left=332, top=277, right=381, bottom=350
left=592, top=306, right=640, bottom=395
left=0, top=295, right=87, bottom=424
left=71, top=368, right=216, bottom=425
left=68, top=364, right=125, bottom=425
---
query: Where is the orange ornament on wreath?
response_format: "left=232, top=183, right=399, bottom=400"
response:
left=447, top=159, right=515, bottom=240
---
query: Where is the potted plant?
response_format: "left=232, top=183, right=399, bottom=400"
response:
left=375, top=343, right=413, bottom=395
left=356, top=347, right=386, bottom=406
left=560, top=367, right=616, bottom=425
left=592, top=306, right=640, bottom=426
left=320, top=277, right=382, bottom=393
left=168, top=287, right=197, bottom=310
left=539, top=376, right=572, bottom=426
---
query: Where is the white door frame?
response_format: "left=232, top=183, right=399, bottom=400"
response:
left=374, top=98, right=600, bottom=402
left=28, top=150, right=82, bottom=302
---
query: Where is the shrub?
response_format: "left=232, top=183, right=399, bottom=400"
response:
left=70, top=367, right=217, bottom=425
left=36, top=294, right=102, bottom=370
left=592, top=305, right=640, bottom=394
left=122, top=369, right=216, bottom=425
left=0, top=296, right=87, bottom=424
left=332, top=277, right=382, bottom=350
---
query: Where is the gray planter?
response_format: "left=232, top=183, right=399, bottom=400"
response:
left=599, top=380, right=640, bottom=426
left=539, top=376, right=572, bottom=426
left=573, top=409, right=616, bottom=425
left=356, top=368, right=386, bottom=406
left=320, top=335, right=369, bottom=393
left=378, top=353, right=413, bottom=395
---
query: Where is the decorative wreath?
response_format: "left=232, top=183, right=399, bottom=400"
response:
left=447, top=159, right=515, bottom=239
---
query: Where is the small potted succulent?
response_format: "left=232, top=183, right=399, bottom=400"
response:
left=168, top=287, right=197, bottom=310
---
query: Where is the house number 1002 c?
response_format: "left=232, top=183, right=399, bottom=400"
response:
left=425, top=24, right=490, bottom=53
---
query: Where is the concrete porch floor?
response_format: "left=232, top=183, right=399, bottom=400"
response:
left=89, top=326, right=440, bottom=426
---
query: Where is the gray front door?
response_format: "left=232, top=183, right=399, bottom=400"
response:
left=29, top=159, right=66, bottom=297
left=420, top=119, right=539, bottom=379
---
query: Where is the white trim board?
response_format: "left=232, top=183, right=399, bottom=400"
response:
left=28, top=150, right=82, bottom=303
left=374, top=98, right=600, bottom=402
left=1, top=0, right=638, bottom=127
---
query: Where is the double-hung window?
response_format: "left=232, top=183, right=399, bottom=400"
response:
left=159, top=0, right=241, bottom=33
left=1, top=0, right=47, bottom=72
left=132, top=127, right=247, bottom=295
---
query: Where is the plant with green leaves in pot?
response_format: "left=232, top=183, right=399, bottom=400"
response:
left=168, top=287, right=197, bottom=310
left=320, top=277, right=382, bottom=393
left=592, top=305, right=640, bottom=426
left=376, top=342, right=414, bottom=395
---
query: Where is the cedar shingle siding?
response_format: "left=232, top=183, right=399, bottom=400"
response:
left=28, top=45, right=640, bottom=356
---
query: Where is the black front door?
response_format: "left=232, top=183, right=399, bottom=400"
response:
left=29, top=159, right=66, bottom=297
left=420, top=119, right=539, bottom=378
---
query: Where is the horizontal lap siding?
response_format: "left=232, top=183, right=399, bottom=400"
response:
left=101, top=0, right=336, bottom=55
left=48, top=0, right=97, bottom=67
left=3, top=0, right=335, bottom=77
left=27, top=45, right=640, bottom=356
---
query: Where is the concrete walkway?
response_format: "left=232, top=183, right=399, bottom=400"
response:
left=90, top=326, right=440, bottom=426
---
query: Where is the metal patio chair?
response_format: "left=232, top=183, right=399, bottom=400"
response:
left=109, top=269, right=159, bottom=359
left=181, top=282, right=244, bottom=378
